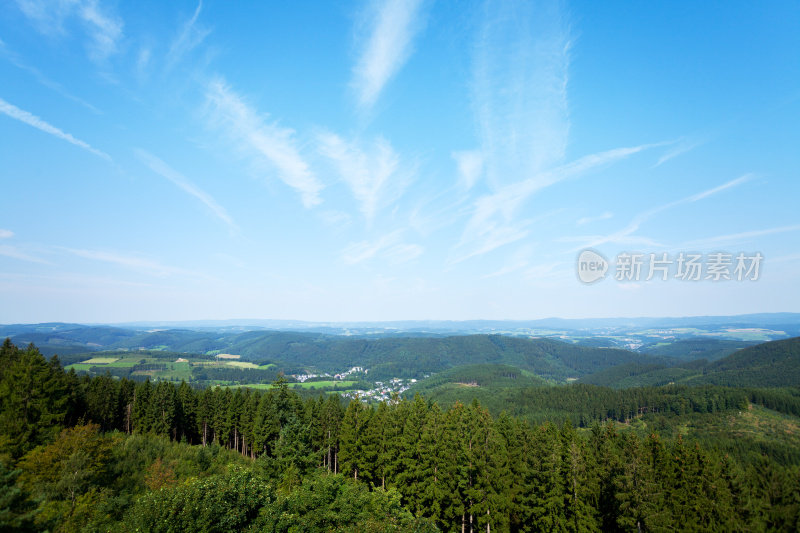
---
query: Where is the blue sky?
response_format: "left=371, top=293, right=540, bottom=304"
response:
left=1, top=0, right=799, bottom=323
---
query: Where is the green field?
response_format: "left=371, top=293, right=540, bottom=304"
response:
left=225, top=361, right=260, bottom=369
left=228, top=383, right=275, bottom=390
left=105, top=359, right=140, bottom=367
left=293, top=380, right=360, bottom=389
left=80, top=357, right=119, bottom=364
left=227, top=380, right=361, bottom=391
left=154, top=362, right=193, bottom=381
left=66, top=363, right=93, bottom=372
left=64, top=353, right=281, bottom=384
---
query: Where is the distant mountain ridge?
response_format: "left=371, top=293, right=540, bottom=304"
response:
left=3, top=312, right=798, bottom=357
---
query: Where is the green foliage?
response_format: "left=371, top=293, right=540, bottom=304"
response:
left=0, top=340, right=68, bottom=458
left=686, top=336, right=800, bottom=387
left=1, top=339, right=799, bottom=532
left=251, top=472, right=437, bottom=532
left=640, top=338, right=756, bottom=361
left=0, top=461, right=36, bottom=532
left=16, top=424, right=117, bottom=531
left=123, top=468, right=271, bottom=533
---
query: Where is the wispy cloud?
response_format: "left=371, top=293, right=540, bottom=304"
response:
left=64, top=248, right=198, bottom=278
left=341, top=230, right=422, bottom=265
left=319, top=210, right=353, bottom=230
left=453, top=144, right=655, bottom=262
left=685, top=174, right=750, bottom=202
left=135, top=149, right=237, bottom=231
left=14, top=0, right=123, bottom=62
left=0, top=229, right=49, bottom=263
left=0, top=96, right=111, bottom=160
left=205, top=78, right=324, bottom=208
left=473, top=0, right=572, bottom=189
left=682, top=224, right=800, bottom=249
left=451, top=223, right=531, bottom=265
left=0, top=40, right=101, bottom=113
left=446, top=1, right=588, bottom=265
left=166, top=0, right=210, bottom=70
left=0, top=245, right=49, bottom=264
left=577, top=174, right=753, bottom=249
left=480, top=245, right=535, bottom=279
left=136, top=46, right=152, bottom=80
left=78, top=0, right=123, bottom=61
left=318, top=132, right=410, bottom=224
left=452, top=150, right=484, bottom=190
left=352, top=0, right=426, bottom=108
left=654, top=138, right=705, bottom=167
left=576, top=211, right=613, bottom=226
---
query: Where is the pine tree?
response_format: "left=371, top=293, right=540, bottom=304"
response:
left=197, top=386, right=214, bottom=446
left=396, top=394, right=429, bottom=514
left=616, top=432, right=666, bottom=532
left=84, top=373, right=119, bottom=432
left=227, top=389, right=245, bottom=451
left=419, top=402, right=459, bottom=528
left=320, top=394, right=342, bottom=472
left=466, top=402, right=511, bottom=533
left=118, top=378, right=136, bottom=434
left=0, top=342, right=67, bottom=457
left=253, top=392, right=280, bottom=457
left=151, top=381, right=178, bottom=437
left=131, top=379, right=153, bottom=433
left=528, top=422, right=567, bottom=532
left=560, top=421, right=599, bottom=532
left=176, top=380, right=197, bottom=443
left=339, top=398, right=368, bottom=481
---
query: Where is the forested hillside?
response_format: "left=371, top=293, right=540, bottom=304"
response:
left=639, top=338, right=756, bottom=361
left=65, top=331, right=662, bottom=381
left=1, top=339, right=799, bottom=531
left=686, top=337, right=800, bottom=387
left=578, top=337, right=800, bottom=389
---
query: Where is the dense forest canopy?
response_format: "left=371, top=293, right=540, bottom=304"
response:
left=1, top=338, right=799, bottom=531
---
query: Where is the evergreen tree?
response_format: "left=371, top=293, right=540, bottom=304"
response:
left=0, top=342, right=67, bottom=457
left=0, top=461, right=36, bottom=532
left=176, top=381, right=196, bottom=443
left=615, top=432, right=663, bottom=532
left=132, top=380, right=153, bottom=434
left=560, top=421, right=599, bottom=532
left=339, top=397, right=368, bottom=481
left=151, top=381, right=178, bottom=438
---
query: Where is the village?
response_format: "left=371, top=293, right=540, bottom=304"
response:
left=291, top=366, right=419, bottom=402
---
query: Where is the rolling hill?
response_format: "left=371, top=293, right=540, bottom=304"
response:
left=579, top=337, right=800, bottom=388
